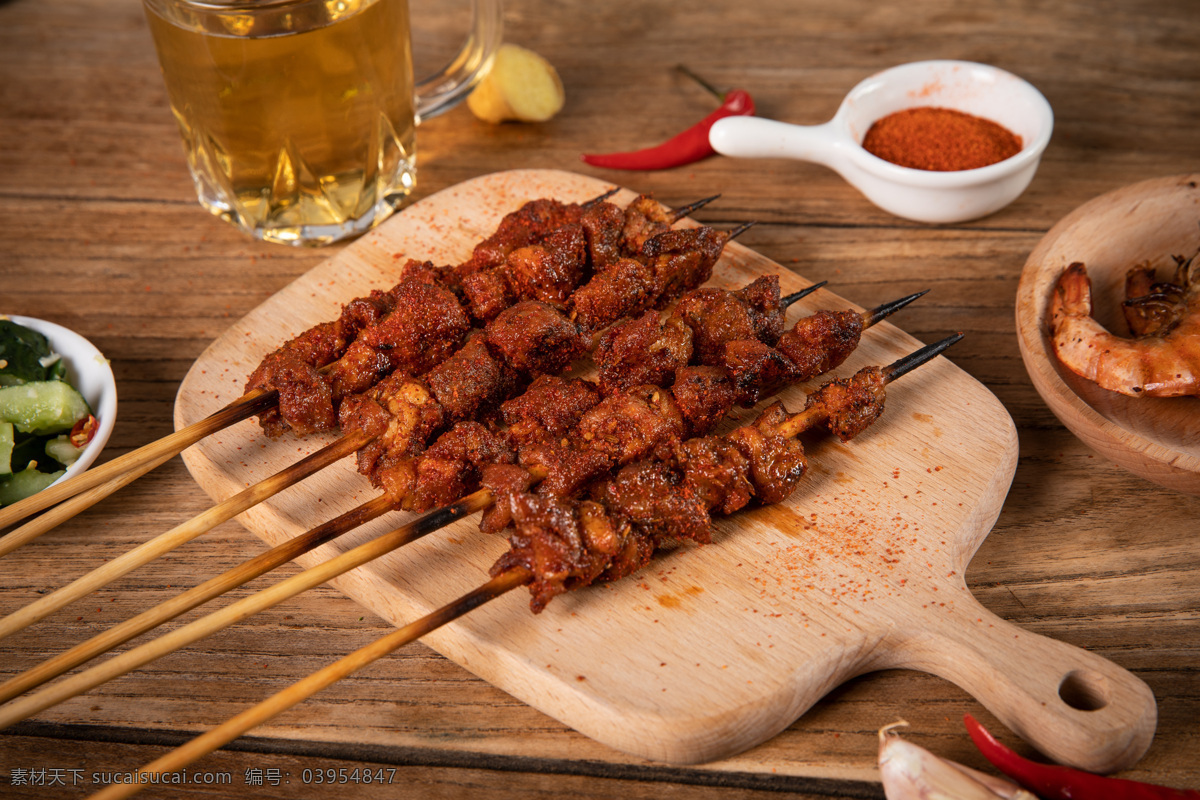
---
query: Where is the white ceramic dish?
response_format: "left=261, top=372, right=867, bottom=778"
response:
left=5, top=316, right=117, bottom=484
left=709, top=60, right=1054, bottom=223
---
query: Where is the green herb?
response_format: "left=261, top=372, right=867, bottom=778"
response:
left=0, top=319, right=67, bottom=386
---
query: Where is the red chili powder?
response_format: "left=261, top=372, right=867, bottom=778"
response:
left=862, top=106, right=1022, bottom=171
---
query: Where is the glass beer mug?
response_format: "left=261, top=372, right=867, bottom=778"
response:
left=142, top=0, right=502, bottom=245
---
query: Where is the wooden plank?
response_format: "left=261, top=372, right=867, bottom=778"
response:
left=1, top=0, right=1198, bottom=796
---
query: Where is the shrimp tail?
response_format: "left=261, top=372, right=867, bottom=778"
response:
left=1049, top=261, right=1093, bottom=330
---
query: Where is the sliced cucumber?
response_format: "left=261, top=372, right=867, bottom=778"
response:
left=0, top=465, right=64, bottom=507
left=44, top=434, right=84, bottom=467
left=0, top=380, right=91, bottom=435
left=0, top=422, right=12, bottom=476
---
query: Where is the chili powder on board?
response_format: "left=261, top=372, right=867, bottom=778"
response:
left=862, top=106, right=1022, bottom=171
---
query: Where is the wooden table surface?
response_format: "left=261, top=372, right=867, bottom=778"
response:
left=1, top=0, right=1198, bottom=797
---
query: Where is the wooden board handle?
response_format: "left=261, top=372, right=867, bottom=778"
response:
left=893, top=599, right=1157, bottom=773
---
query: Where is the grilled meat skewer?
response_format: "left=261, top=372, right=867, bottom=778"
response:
left=0, top=279, right=896, bottom=695
left=397, top=288, right=923, bottom=516
left=51, top=338, right=962, bottom=799
left=247, top=192, right=721, bottom=437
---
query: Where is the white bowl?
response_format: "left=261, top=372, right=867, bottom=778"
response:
left=6, top=316, right=117, bottom=485
left=709, top=60, right=1055, bottom=223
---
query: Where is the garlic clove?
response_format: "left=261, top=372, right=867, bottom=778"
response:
left=878, top=721, right=1037, bottom=800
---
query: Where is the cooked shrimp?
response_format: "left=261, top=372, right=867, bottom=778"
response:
left=1048, top=251, right=1200, bottom=397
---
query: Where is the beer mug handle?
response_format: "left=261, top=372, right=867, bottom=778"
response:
left=413, top=0, right=504, bottom=122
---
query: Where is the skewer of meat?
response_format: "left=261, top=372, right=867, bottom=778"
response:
left=0, top=221, right=766, bottom=641
left=0, top=274, right=841, bottom=667
left=491, top=357, right=923, bottom=612
left=400, top=287, right=924, bottom=515
left=0, top=191, right=714, bottom=539
left=0, top=291, right=927, bottom=708
left=251, top=192, right=727, bottom=439
left=33, top=337, right=961, bottom=800
left=0, top=188, right=688, bottom=528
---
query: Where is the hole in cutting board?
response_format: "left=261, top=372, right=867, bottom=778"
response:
left=1058, top=669, right=1110, bottom=711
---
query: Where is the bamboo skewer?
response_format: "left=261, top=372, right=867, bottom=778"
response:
left=85, top=566, right=533, bottom=800
left=0, top=429, right=372, bottom=640
left=0, top=335, right=957, bottom=731
left=0, top=388, right=277, bottom=531
left=75, top=336, right=963, bottom=799
left=0, top=192, right=720, bottom=539
left=0, top=452, right=173, bottom=558
left=0, top=484, right=502, bottom=729
left=0, top=284, right=911, bottom=695
left=0, top=491, right=397, bottom=703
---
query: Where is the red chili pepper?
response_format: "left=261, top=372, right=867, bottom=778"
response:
left=69, top=414, right=98, bottom=449
left=964, top=714, right=1200, bottom=800
left=581, top=67, right=755, bottom=171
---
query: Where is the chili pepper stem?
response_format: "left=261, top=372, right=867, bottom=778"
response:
left=676, top=64, right=726, bottom=102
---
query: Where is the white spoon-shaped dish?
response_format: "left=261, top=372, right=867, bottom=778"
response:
left=709, top=60, right=1054, bottom=223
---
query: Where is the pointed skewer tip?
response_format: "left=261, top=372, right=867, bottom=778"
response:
left=881, top=332, right=964, bottom=384
left=668, top=194, right=721, bottom=222
left=862, top=289, right=930, bottom=327
left=781, top=281, right=829, bottom=308
left=583, top=187, right=620, bottom=207
left=726, top=221, right=757, bottom=241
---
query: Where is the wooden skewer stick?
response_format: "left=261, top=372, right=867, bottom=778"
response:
left=0, top=452, right=173, bottom=558
left=0, top=388, right=277, bottom=531
left=725, top=220, right=757, bottom=240
left=0, top=334, right=962, bottom=725
left=0, top=482, right=504, bottom=729
left=774, top=332, right=965, bottom=440
left=85, top=566, right=532, bottom=800
left=0, top=193, right=721, bottom=537
left=583, top=187, right=620, bottom=206
left=78, top=335, right=966, bottom=798
left=780, top=281, right=828, bottom=309
left=0, top=429, right=372, bottom=641
left=863, top=290, right=930, bottom=326
left=0, top=490, right=396, bottom=703
left=878, top=331, right=964, bottom=383
left=667, top=193, right=720, bottom=221
left=0, top=291, right=928, bottom=694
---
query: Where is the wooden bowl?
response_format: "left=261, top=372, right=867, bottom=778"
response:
left=1016, top=173, right=1200, bottom=495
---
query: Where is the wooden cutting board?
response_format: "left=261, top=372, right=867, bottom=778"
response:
left=175, top=169, right=1156, bottom=773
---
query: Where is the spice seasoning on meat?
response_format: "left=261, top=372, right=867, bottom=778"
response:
left=861, top=106, right=1022, bottom=171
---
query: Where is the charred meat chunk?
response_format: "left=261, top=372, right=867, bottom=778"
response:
left=485, top=301, right=590, bottom=376
left=806, top=366, right=887, bottom=441
left=426, top=334, right=519, bottom=425
left=670, top=366, right=736, bottom=436
left=575, top=384, right=686, bottom=466
left=775, top=309, right=863, bottom=382
left=500, top=375, right=603, bottom=449
left=594, top=311, right=693, bottom=396
left=600, top=460, right=712, bottom=544
left=726, top=402, right=808, bottom=505
left=408, top=422, right=514, bottom=512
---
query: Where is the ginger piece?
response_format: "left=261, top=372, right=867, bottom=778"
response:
left=468, top=43, right=565, bottom=123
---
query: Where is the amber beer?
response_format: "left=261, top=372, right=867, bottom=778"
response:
left=144, top=0, right=454, bottom=245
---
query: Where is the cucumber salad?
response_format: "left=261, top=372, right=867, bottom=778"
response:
left=0, top=318, right=98, bottom=505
